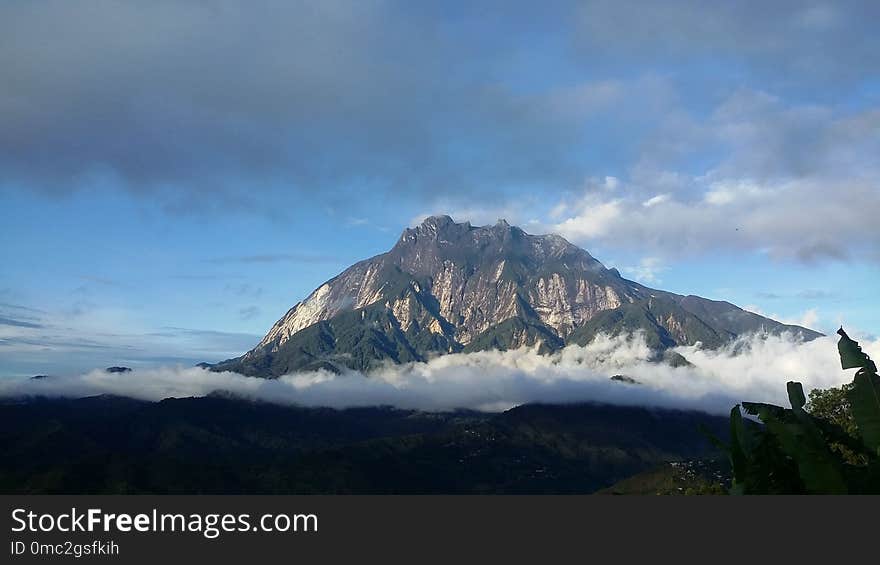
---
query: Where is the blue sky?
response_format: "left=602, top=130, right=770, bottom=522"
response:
left=1, top=1, right=879, bottom=376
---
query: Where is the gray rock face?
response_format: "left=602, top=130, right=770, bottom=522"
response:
left=215, top=216, right=822, bottom=377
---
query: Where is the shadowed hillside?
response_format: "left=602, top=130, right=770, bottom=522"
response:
left=0, top=395, right=729, bottom=494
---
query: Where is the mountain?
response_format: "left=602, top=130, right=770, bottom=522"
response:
left=213, top=215, right=821, bottom=377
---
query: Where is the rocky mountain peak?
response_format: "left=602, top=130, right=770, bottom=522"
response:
left=396, top=215, right=468, bottom=247
left=419, top=214, right=457, bottom=230
left=394, top=215, right=588, bottom=265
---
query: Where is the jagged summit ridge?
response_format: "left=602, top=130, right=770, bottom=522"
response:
left=214, top=216, right=822, bottom=377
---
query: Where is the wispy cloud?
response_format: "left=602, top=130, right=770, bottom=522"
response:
left=205, top=253, right=342, bottom=265
left=796, top=289, right=836, bottom=300
left=622, top=257, right=666, bottom=285
left=238, top=306, right=261, bottom=321
left=76, top=275, right=125, bottom=288
left=169, top=274, right=245, bottom=281
left=0, top=312, right=260, bottom=377
left=155, top=326, right=259, bottom=341
left=223, top=283, right=264, bottom=299
left=0, top=316, right=44, bottom=329
left=744, top=305, right=822, bottom=332
left=755, top=291, right=782, bottom=300
left=0, top=302, right=46, bottom=314
left=755, top=289, right=836, bottom=301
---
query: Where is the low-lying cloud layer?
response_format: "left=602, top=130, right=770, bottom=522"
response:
left=3, top=332, right=876, bottom=415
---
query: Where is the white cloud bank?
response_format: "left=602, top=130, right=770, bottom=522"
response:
left=2, top=332, right=877, bottom=415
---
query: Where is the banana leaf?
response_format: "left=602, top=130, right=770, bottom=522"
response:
left=837, top=328, right=877, bottom=372
left=742, top=399, right=848, bottom=494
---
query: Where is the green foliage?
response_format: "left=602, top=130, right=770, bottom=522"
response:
left=596, top=460, right=729, bottom=495
left=806, top=382, right=866, bottom=464
left=711, top=328, right=880, bottom=494
left=807, top=383, right=856, bottom=436
left=462, top=317, right=563, bottom=354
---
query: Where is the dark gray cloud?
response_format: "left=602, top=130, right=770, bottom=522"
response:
left=574, top=1, right=880, bottom=86
left=4, top=1, right=874, bottom=213
left=0, top=1, right=595, bottom=208
left=1, top=0, right=877, bottom=277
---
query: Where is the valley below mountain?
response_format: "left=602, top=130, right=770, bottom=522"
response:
left=0, top=395, right=730, bottom=494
